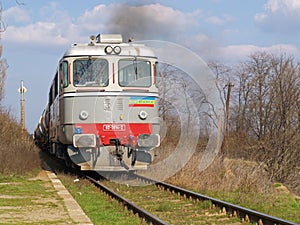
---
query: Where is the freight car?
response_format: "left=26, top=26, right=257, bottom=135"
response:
left=34, top=34, right=160, bottom=171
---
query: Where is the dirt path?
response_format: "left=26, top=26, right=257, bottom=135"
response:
left=0, top=170, right=93, bottom=225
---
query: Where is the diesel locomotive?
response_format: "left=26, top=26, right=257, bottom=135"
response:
left=34, top=34, right=160, bottom=171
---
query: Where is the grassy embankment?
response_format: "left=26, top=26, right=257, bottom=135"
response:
left=0, top=110, right=146, bottom=224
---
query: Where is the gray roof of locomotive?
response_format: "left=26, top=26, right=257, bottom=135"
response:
left=63, top=34, right=156, bottom=59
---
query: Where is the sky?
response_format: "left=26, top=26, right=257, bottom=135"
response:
left=1, top=0, right=300, bottom=132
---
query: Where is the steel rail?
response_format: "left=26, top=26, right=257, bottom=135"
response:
left=86, top=175, right=169, bottom=225
left=154, top=180, right=298, bottom=225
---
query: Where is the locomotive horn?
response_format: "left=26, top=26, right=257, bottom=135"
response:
left=90, top=35, right=96, bottom=45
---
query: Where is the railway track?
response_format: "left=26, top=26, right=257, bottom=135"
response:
left=85, top=173, right=298, bottom=225
left=41, top=151, right=298, bottom=225
left=152, top=180, right=298, bottom=225
left=86, top=175, right=168, bottom=225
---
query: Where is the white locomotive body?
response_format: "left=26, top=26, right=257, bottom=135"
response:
left=35, top=34, right=160, bottom=171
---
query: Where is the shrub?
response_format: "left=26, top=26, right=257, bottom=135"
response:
left=0, top=109, right=41, bottom=175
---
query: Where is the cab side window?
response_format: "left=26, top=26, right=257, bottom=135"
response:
left=60, top=61, right=69, bottom=88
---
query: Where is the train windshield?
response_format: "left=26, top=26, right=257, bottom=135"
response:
left=73, top=58, right=108, bottom=87
left=118, top=59, right=151, bottom=87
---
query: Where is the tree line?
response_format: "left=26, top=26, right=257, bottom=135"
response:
left=212, top=52, right=300, bottom=185
left=158, top=52, right=299, bottom=187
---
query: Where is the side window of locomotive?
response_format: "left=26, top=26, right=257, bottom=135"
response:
left=49, top=87, right=53, bottom=106
left=60, top=61, right=69, bottom=88
left=73, top=59, right=108, bottom=87
left=52, top=73, right=58, bottom=99
left=118, top=59, right=151, bottom=87
left=155, top=62, right=159, bottom=88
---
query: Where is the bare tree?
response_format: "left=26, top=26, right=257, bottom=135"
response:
left=0, top=1, right=7, bottom=106
left=158, top=63, right=214, bottom=138
left=230, top=52, right=300, bottom=182
left=208, top=61, right=232, bottom=111
left=157, top=64, right=178, bottom=123
left=263, top=54, right=300, bottom=181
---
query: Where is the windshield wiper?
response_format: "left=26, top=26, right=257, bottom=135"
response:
left=133, top=57, right=138, bottom=79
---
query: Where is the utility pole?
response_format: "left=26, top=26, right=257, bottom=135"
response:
left=18, top=80, right=27, bottom=132
left=221, top=82, right=234, bottom=156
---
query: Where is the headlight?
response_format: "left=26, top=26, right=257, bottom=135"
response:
left=139, top=110, right=148, bottom=120
left=79, top=110, right=89, bottom=120
left=137, top=134, right=160, bottom=147
left=104, top=45, right=113, bottom=54
left=73, top=134, right=96, bottom=148
left=113, top=46, right=121, bottom=54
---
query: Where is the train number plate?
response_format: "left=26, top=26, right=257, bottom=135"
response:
left=103, top=124, right=126, bottom=131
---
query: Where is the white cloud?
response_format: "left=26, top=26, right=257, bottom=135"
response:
left=3, top=22, right=69, bottom=46
left=77, top=4, right=111, bottom=33
left=2, top=4, right=81, bottom=49
left=3, top=6, right=31, bottom=24
left=217, top=44, right=300, bottom=63
left=264, top=0, right=300, bottom=13
left=255, top=0, right=300, bottom=33
left=3, top=3, right=202, bottom=49
left=3, top=3, right=299, bottom=65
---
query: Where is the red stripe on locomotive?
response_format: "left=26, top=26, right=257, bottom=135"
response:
left=75, top=123, right=152, bottom=146
left=128, top=104, right=154, bottom=107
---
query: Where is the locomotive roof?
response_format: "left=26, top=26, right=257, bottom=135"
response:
left=63, top=34, right=156, bottom=58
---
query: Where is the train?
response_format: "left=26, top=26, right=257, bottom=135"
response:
left=34, top=34, right=160, bottom=171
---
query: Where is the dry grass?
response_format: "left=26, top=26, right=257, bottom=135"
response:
left=157, top=126, right=300, bottom=196
left=159, top=126, right=273, bottom=194
left=168, top=153, right=272, bottom=194
left=0, top=109, right=41, bottom=175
